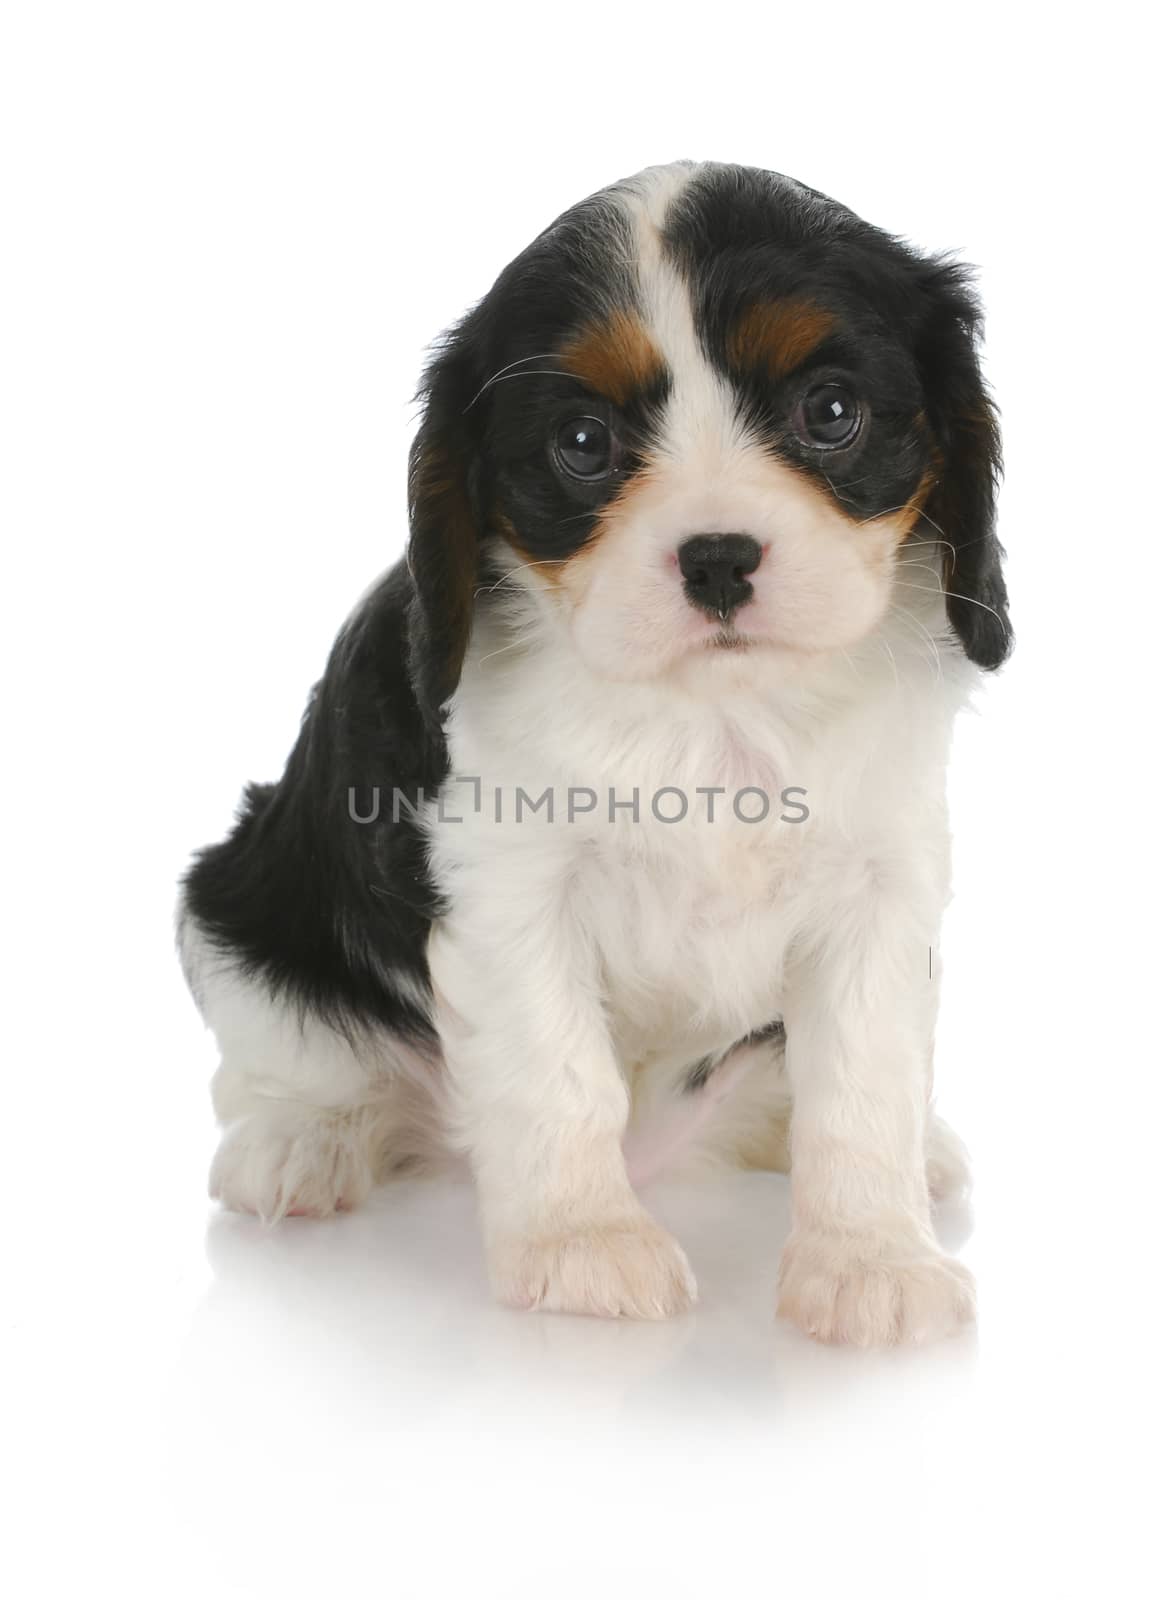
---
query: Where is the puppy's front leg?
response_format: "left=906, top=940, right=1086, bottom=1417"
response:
left=428, top=891, right=696, bottom=1321
left=779, top=878, right=975, bottom=1346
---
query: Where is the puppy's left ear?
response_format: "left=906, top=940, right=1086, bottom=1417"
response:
left=406, top=319, right=484, bottom=727
left=915, top=261, right=1013, bottom=669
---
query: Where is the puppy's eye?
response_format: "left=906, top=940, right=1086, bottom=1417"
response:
left=553, top=415, right=615, bottom=481
left=792, top=383, right=862, bottom=449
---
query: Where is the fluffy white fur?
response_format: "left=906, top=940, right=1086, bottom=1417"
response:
left=184, top=927, right=442, bottom=1221
left=191, top=162, right=979, bottom=1345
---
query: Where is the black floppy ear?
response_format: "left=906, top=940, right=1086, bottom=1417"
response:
left=406, top=322, right=483, bottom=726
left=915, top=261, right=1013, bottom=669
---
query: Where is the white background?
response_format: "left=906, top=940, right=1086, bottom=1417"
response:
left=3, top=4, right=1146, bottom=1597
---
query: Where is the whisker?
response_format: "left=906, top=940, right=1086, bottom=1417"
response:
left=888, top=601, right=943, bottom=684
left=475, top=559, right=567, bottom=597
left=907, top=507, right=957, bottom=562
left=857, top=503, right=921, bottom=526
left=476, top=638, right=526, bottom=668
left=893, top=579, right=1008, bottom=631
left=465, top=369, right=575, bottom=410
left=464, top=352, right=565, bottom=412
left=853, top=505, right=962, bottom=568
left=912, top=528, right=1001, bottom=554
left=837, top=647, right=862, bottom=682
left=820, top=468, right=861, bottom=509
left=905, top=509, right=1008, bottom=563
left=895, top=560, right=946, bottom=586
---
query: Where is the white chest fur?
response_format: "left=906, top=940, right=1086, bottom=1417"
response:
left=427, top=594, right=972, bottom=1073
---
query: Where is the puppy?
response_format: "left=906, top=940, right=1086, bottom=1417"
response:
left=180, top=161, right=1011, bottom=1344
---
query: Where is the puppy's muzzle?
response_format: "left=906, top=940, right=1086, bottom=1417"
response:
left=678, top=533, right=763, bottom=623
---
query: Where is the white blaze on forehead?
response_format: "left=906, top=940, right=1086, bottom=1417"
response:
left=613, top=165, right=750, bottom=470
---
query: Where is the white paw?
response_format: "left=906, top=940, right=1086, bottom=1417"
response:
left=209, top=1107, right=373, bottom=1222
left=777, top=1229, right=976, bottom=1346
left=492, top=1218, right=698, bottom=1320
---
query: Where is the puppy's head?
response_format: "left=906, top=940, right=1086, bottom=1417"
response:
left=406, top=161, right=1010, bottom=718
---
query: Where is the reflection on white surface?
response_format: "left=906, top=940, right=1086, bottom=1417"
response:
left=11, top=1019, right=1141, bottom=1600
left=186, top=1173, right=976, bottom=1435
left=166, top=1174, right=984, bottom=1596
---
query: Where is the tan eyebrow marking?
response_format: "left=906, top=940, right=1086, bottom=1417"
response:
left=727, top=298, right=835, bottom=378
left=560, top=309, right=664, bottom=406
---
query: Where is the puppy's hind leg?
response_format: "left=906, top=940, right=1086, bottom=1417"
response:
left=185, top=925, right=438, bottom=1222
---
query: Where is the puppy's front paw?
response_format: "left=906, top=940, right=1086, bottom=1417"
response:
left=777, top=1229, right=975, bottom=1346
left=492, top=1218, right=698, bottom=1320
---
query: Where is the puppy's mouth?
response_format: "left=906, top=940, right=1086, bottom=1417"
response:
left=705, top=627, right=760, bottom=652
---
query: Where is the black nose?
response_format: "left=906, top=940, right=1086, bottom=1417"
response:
left=677, top=533, right=763, bottom=622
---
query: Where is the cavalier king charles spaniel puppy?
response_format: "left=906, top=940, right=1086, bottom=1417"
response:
left=181, top=161, right=1011, bottom=1345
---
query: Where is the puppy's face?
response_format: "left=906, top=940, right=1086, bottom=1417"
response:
left=406, top=163, right=1009, bottom=719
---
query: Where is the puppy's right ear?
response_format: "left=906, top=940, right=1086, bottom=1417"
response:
left=406, top=321, right=483, bottom=728
left=914, top=259, right=1012, bottom=669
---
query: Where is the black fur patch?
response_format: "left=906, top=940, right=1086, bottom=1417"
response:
left=683, top=1019, right=786, bottom=1093
left=183, top=565, right=443, bottom=1042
